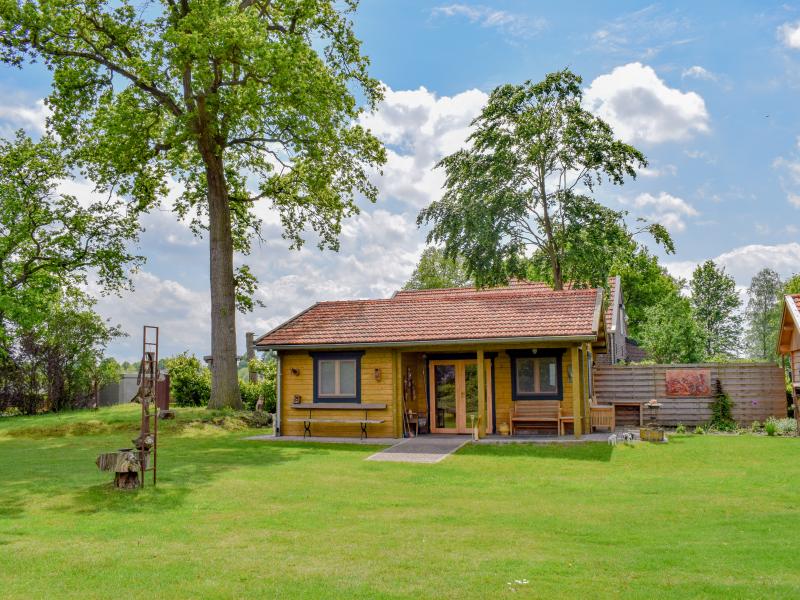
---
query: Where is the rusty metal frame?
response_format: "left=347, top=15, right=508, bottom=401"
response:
left=138, top=325, right=159, bottom=487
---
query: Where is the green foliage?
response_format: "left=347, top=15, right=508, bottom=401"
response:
left=693, top=425, right=705, bottom=435
left=0, top=132, right=139, bottom=352
left=1, top=289, right=123, bottom=413
left=418, top=68, right=672, bottom=290
left=690, top=260, right=742, bottom=357
left=403, top=246, right=471, bottom=290
left=709, top=379, right=736, bottom=431
left=639, top=291, right=706, bottom=363
left=744, top=268, right=783, bottom=361
left=610, top=247, right=682, bottom=341
left=675, top=423, right=686, bottom=434
left=750, top=420, right=761, bottom=433
left=164, top=353, right=211, bottom=407
left=764, top=416, right=797, bottom=436
left=239, top=357, right=277, bottom=413
left=784, top=274, right=800, bottom=295
left=88, top=357, right=122, bottom=402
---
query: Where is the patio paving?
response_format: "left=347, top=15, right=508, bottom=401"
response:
left=365, top=435, right=469, bottom=464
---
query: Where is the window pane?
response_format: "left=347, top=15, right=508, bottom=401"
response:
left=338, top=360, right=356, bottom=396
left=516, top=358, right=535, bottom=393
left=539, top=358, right=558, bottom=393
left=434, top=365, right=457, bottom=429
left=319, top=360, right=336, bottom=395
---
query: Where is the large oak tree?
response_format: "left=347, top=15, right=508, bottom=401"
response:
left=1, top=0, right=386, bottom=408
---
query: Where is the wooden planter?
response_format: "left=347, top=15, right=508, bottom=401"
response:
left=640, top=427, right=667, bottom=443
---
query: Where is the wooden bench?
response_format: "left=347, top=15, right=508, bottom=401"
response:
left=288, top=403, right=386, bottom=439
left=509, top=400, right=562, bottom=435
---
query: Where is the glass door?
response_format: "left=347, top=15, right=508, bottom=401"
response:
left=429, top=359, right=488, bottom=434
left=431, top=363, right=458, bottom=432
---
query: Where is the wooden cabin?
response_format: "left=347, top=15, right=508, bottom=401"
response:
left=255, top=282, right=608, bottom=439
left=778, top=294, right=800, bottom=406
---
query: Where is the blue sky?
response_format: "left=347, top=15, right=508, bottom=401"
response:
left=1, top=2, right=800, bottom=359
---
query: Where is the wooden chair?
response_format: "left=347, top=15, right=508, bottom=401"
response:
left=590, top=402, right=615, bottom=432
left=509, top=400, right=561, bottom=435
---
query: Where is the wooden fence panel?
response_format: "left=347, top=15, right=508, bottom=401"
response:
left=593, top=363, right=786, bottom=427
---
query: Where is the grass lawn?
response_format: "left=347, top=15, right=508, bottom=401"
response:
left=1, top=405, right=799, bottom=599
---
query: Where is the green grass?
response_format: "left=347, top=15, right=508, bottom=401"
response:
left=1, top=405, right=799, bottom=599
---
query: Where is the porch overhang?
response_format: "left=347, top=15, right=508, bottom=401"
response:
left=256, top=334, right=599, bottom=352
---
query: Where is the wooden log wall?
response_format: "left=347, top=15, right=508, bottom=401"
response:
left=593, top=363, right=787, bottom=427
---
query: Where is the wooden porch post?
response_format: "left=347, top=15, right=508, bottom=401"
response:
left=477, top=347, right=486, bottom=438
left=393, top=350, right=402, bottom=438
left=581, top=343, right=590, bottom=433
left=571, top=346, right=582, bottom=438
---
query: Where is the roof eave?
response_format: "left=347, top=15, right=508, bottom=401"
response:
left=257, top=334, right=599, bottom=351
left=592, top=287, right=604, bottom=335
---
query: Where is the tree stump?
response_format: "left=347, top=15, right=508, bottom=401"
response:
left=114, top=471, right=141, bottom=489
left=96, top=449, right=148, bottom=489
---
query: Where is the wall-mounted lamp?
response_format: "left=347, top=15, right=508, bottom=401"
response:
left=374, top=368, right=382, bottom=382
left=291, top=368, right=300, bottom=376
left=292, top=394, right=302, bottom=404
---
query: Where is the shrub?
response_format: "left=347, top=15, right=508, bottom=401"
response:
left=675, top=423, right=686, bottom=434
left=765, top=416, right=797, bottom=436
left=693, top=425, right=705, bottom=435
left=750, top=420, right=761, bottom=433
left=164, top=353, right=211, bottom=406
left=709, top=379, right=736, bottom=431
left=239, top=358, right=277, bottom=412
left=239, top=379, right=276, bottom=413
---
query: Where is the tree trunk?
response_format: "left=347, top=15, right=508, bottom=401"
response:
left=551, top=255, right=563, bottom=291
left=203, top=153, right=242, bottom=410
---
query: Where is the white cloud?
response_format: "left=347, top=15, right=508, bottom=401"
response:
left=665, top=243, right=800, bottom=287
left=360, top=85, right=487, bottom=208
left=590, top=6, right=694, bottom=60
left=431, top=4, right=547, bottom=38
left=0, top=98, right=49, bottom=137
left=682, top=65, right=717, bottom=81
left=629, top=191, right=699, bottom=232
left=584, top=62, right=710, bottom=144
left=638, top=164, right=677, bottom=178
left=773, top=155, right=800, bottom=208
left=778, top=21, right=800, bottom=49
left=91, top=271, right=211, bottom=360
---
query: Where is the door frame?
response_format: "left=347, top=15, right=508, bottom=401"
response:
left=428, top=358, right=493, bottom=434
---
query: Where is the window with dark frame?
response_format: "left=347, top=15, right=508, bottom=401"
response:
left=509, top=350, right=563, bottom=400
left=311, top=351, right=363, bottom=403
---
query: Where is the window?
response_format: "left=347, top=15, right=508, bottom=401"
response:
left=311, top=352, right=363, bottom=403
left=509, top=350, right=563, bottom=400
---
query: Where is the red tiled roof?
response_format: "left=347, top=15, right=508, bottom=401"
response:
left=256, top=282, right=603, bottom=348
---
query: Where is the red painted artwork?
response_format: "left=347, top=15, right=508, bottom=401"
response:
left=665, top=369, right=711, bottom=397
